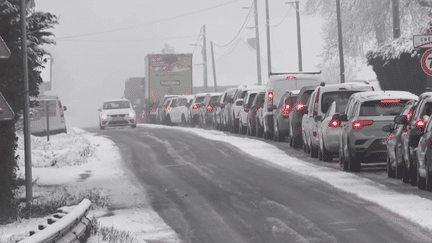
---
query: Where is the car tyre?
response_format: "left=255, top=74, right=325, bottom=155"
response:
left=321, top=141, right=333, bottom=162
left=417, top=155, right=426, bottom=189
left=339, top=149, right=348, bottom=171
left=100, top=125, right=105, bottom=130
left=426, top=155, right=432, bottom=191
left=410, top=150, right=418, bottom=186
left=395, top=148, right=403, bottom=179
left=387, top=154, right=395, bottom=178
left=348, top=148, right=361, bottom=172
left=310, top=144, right=318, bottom=158
left=256, top=121, right=263, bottom=138
left=181, top=115, right=187, bottom=127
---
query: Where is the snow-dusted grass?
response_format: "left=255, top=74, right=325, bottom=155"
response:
left=140, top=124, right=432, bottom=234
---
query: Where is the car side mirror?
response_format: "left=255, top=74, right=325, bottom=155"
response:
left=243, top=104, right=250, bottom=108
left=314, top=115, right=323, bottom=122
left=394, top=115, right=408, bottom=125
left=97, top=108, right=101, bottom=112
left=236, top=100, right=244, bottom=106
left=382, top=124, right=393, bottom=133
left=63, top=106, right=67, bottom=111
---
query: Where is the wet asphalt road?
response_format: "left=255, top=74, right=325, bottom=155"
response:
left=87, top=125, right=432, bottom=243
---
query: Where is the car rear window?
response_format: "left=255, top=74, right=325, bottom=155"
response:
left=359, top=99, right=411, bottom=116
left=209, top=96, right=220, bottom=105
left=248, top=93, right=258, bottom=106
left=285, top=95, right=298, bottom=106
left=255, top=93, right=265, bottom=104
left=297, top=90, right=313, bottom=105
left=194, top=96, right=205, bottom=103
left=104, top=101, right=131, bottom=109
left=321, top=91, right=360, bottom=114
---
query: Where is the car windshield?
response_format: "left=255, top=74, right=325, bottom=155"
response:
left=321, top=91, right=360, bottom=114
left=103, top=101, right=131, bottom=109
left=195, top=96, right=205, bottom=103
left=359, top=99, right=411, bottom=116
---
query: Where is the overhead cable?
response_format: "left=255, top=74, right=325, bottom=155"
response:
left=56, top=0, right=241, bottom=40
left=213, top=0, right=254, bottom=48
left=56, top=34, right=200, bottom=43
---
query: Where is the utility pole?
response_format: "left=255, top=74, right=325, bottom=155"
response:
left=286, top=1, right=302, bottom=72
left=202, top=25, right=208, bottom=91
left=392, top=0, right=400, bottom=38
left=265, top=0, right=272, bottom=77
left=253, top=0, right=263, bottom=85
left=210, top=41, right=218, bottom=92
left=20, top=0, right=32, bottom=202
left=336, top=0, right=345, bottom=83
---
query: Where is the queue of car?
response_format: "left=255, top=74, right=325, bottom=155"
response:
left=107, top=74, right=432, bottom=193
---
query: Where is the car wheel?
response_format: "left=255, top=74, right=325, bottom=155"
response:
left=181, top=115, right=187, bottom=127
left=347, top=144, right=361, bottom=172
left=410, top=149, right=418, bottom=186
left=339, top=148, right=348, bottom=171
left=100, top=125, right=105, bottom=130
left=322, top=142, right=333, bottom=162
left=426, top=155, right=432, bottom=191
left=318, top=143, right=323, bottom=161
left=131, top=124, right=137, bottom=128
left=273, top=123, right=279, bottom=141
left=387, top=154, right=395, bottom=178
left=417, top=155, right=426, bottom=189
left=402, top=156, right=410, bottom=184
left=256, top=121, right=263, bottom=138
left=310, top=144, right=318, bottom=158
left=251, top=123, right=256, bottom=137
left=395, top=148, right=403, bottom=179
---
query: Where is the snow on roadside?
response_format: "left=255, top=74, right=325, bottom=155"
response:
left=140, top=124, right=432, bottom=235
left=1, top=127, right=180, bottom=243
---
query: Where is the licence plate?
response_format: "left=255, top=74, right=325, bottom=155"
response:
left=113, top=117, right=123, bottom=121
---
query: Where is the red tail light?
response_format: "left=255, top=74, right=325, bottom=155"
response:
left=406, top=110, right=413, bottom=122
left=151, top=107, right=156, bottom=111
left=166, top=106, right=172, bottom=112
left=192, top=104, right=199, bottom=109
left=244, top=108, right=250, bottom=113
left=415, top=119, right=426, bottom=128
left=352, top=120, right=374, bottom=130
left=282, top=104, right=291, bottom=115
left=268, top=92, right=274, bottom=100
left=207, top=105, right=213, bottom=111
left=328, top=119, right=340, bottom=128
left=296, top=103, right=305, bottom=112
left=381, top=99, right=400, bottom=103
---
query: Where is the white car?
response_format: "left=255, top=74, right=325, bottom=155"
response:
left=98, top=99, right=137, bottom=129
left=168, top=95, right=194, bottom=125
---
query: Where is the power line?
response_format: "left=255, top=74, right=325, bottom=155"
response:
left=213, top=0, right=254, bottom=48
left=56, top=34, right=200, bottom=43
left=192, top=28, right=203, bottom=55
left=55, top=0, right=241, bottom=40
left=270, top=7, right=292, bottom=28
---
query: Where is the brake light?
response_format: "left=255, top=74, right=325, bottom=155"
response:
left=381, top=99, right=400, bottom=103
left=352, top=120, right=374, bottom=130
left=406, top=110, right=413, bottom=122
left=415, top=119, right=426, bottom=128
left=207, top=105, right=213, bottom=111
left=286, top=76, right=296, bottom=80
left=328, top=119, right=340, bottom=128
left=268, top=92, right=274, bottom=100
left=296, top=103, right=305, bottom=111
left=282, top=104, right=291, bottom=115
left=192, top=104, right=199, bottom=109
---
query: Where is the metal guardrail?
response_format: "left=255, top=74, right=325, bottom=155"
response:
left=18, top=198, right=92, bottom=243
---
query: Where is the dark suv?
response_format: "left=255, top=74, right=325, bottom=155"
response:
left=273, top=90, right=299, bottom=142
left=287, top=85, right=318, bottom=147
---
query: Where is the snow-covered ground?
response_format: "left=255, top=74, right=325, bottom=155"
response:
left=3, top=123, right=432, bottom=242
left=1, top=127, right=180, bottom=243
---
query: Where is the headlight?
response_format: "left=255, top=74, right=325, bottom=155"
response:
left=129, top=112, right=136, bottom=118
left=101, top=113, right=108, bottom=119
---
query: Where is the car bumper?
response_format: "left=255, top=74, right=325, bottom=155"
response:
left=101, top=117, right=136, bottom=127
left=348, top=133, right=387, bottom=162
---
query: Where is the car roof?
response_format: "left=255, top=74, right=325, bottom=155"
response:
left=163, top=94, right=179, bottom=98
left=316, top=82, right=373, bottom=92
left=286, top=89, right=300, bottom=95
left=103, top=99, right=130, bottom=103
left=224, top=87, right=237, bottom=93
left=350, top=91, right=419, bottom=101
left=194, top=93, right=208, bottom=97
left=244, top=85, right=266, bottom=90
left=207, top=92, right=223, bottom=96
left=178, top=95, right=195, bottom=99
left=419, top=92, right=432, bottom=99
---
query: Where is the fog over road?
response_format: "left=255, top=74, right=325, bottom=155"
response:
left=87, top=125, right=432, bottom=243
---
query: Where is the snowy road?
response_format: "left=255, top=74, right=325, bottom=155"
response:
left=91, top=124, right=432, bottom=243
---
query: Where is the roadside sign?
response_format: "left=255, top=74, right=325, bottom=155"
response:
left=414, top=35, right=432, bottom=48
left=37, top=100, right=56, bottom=117
left=0, top=92, right=15, bottom=121
left=0, top=36, right=11, bottom=59
left=420, top=48, right=432, bottom=77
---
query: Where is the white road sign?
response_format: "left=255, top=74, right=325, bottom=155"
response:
left=413, top=35, right=432, bottom=48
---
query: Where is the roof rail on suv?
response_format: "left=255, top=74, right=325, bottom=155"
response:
left=269, top=71, right=322, bottom=76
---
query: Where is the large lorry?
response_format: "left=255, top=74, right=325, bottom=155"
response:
left=124, top=77, right=145, bottom=122
left=143, top=53, right=193, bottom=123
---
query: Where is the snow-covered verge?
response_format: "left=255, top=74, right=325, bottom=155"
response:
left=0, top=127, right=180, bottom=243
left=140, top=124, right=432, bottom=237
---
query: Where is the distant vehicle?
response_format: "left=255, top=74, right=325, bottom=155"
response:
left=26, top=95, right=68, bottom=136
left=239, top=90, right=261, bottom=135
left=394, top=92, right=432, bottom=185
left=263, top=72, right=322, bottom=140
left=98, top=99, right=137, bottom=129
left=211, top=95, right=223, bottom=130
left=302, top=82, right=374, bottom=158
left=156, top=95, right=179, bottom=124
left=414, top=113, right=432, bottom=191
left=316, top=100, right=349, bottom=162
left=168, top=95, right=194, bottom=126
left=246, top=91, right=265, bottom=136
left=143, top=54, right=193, bottom=123
left=124, top=77, right=145, bottom=122
left=188, top=93, right=208, bottom=127
left=230, top=85, right=266, bottom=133
left=382, top=101, right=416, bottom=179
left=337, top=91, right=418, bottom=172
left=198, top=92, right=223, bottom=128
left=159, top=96, right=178, bottom=125
left=272, top=90, right=299, bottom=142
left=287, top=85, right=318, bottom=148
left=220, top=88, right=237, bottom=131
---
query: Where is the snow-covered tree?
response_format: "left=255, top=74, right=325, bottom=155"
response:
left=0, top=0, right=58, bottom=223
